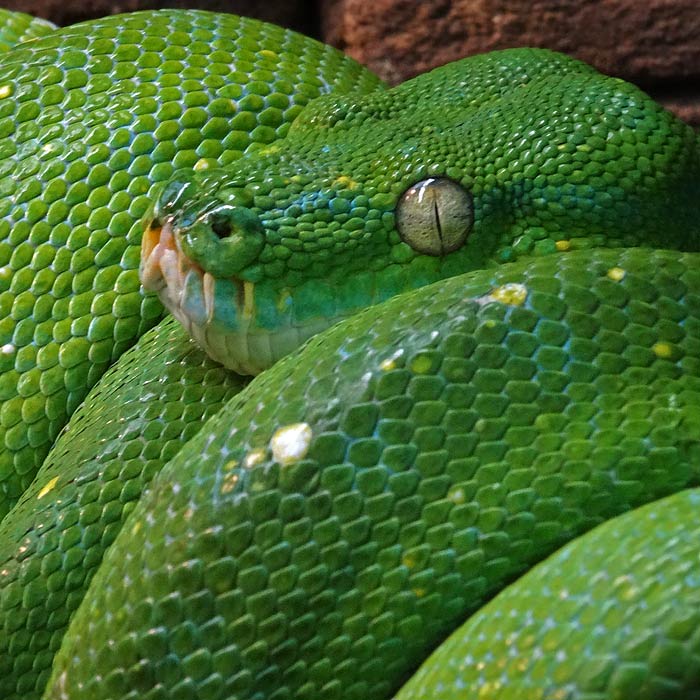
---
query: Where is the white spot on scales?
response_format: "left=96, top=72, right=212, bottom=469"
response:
left=270, top=423, right=313, bottom=466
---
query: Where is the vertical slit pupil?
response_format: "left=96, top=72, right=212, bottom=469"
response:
left=433, top=199, right=443, bottom=243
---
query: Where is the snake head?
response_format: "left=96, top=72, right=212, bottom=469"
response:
left=141, top=169, right=283, bottom=375
left=140, top=149, right=480, bottom=376
left=141, top=48, right=700, bottom=376
left=139, top=116, right=482, bottom=378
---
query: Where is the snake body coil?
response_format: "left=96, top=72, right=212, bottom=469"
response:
left=0, top=9, right=699, bottom=700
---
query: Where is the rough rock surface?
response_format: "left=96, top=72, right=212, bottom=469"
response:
left=1, top=0, right=317, bottom=35
left=320, top=0, right=700, bottom=127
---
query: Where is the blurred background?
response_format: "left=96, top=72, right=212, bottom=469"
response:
left=2, top=0, right=698, bottom=126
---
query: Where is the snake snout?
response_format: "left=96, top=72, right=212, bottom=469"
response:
left=178, top=203, right=265, bottom=277
left=139, top=169, right=275, bottom=375
left=140, top=200, right=266, bottom=294
left=141, top=165, right=266, bottom=287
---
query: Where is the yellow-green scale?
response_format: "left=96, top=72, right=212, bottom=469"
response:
left=0, top=10, right=55, bottom=51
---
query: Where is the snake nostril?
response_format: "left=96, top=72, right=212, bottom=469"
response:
left=176, top=203, right=264, bottom=276
left=210, top=215, right=232, bottom=239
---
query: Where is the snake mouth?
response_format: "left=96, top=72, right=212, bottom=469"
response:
left=140, top=218, right=332, bottom=375
left=140, top=218, right=244, bottom=323
left=141, top=218, right=256, bottom=373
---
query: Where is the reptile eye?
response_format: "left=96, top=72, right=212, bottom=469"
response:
left=396, top=177, right=473, bottom=256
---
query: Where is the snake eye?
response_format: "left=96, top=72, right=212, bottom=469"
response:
left=396, top=177, right=473, bottom=256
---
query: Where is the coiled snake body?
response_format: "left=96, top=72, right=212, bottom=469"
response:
left=0, top=9, right=699, bottom=700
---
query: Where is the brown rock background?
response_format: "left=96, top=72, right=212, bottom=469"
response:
left=2, top=0, right=698, bottom=126
left=0, top=0, right=318, bottom=35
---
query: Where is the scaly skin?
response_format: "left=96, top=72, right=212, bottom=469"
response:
left=0, top=9, right=382, bottom=519
left=47, top=249, right=700, bottom=698
left=0, top=10, right=381, bottom=698
left=397, top=488, right=700, bottom=700
left=0, top=10, right=55, bottom=51
left=0, top=317, right=249, bottom=698
left=141, top=47, right=699, bottom=373
left=0, top=8, right=697, bottom=700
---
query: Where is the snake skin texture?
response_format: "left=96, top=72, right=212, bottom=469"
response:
left=0, top=8, right=698, bottom=700
left=0, top=9, right=382, bottom=519
left=48, top=249, right=700, bottom=698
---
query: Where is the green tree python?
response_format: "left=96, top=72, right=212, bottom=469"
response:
left=0, top=8, right=698, bottom=700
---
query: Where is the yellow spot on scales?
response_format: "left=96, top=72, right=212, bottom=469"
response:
left=0, top=85, right=12, bottom=99
left=194, top=158, right=217, bottom=171
left=379, top=349, right=404, bottom=371
left=258, top=49, right=278, bottom=60
left=555, top=239, right=571, bottom=251
left=258, top=143, right=281, bottom=156
left=652, top=341, right=674, bottom=359
left=270, top=423, right=312, bottom=466
left=244, top=449, right=266, bottom=469
left=402, top=552, right=417, bottom=569
left=221, top=472, right=240, bottom=494
left=332, top=175, right=359, bottom=189
left=489, top=282, right=528, bottom=306
left=447, top=486, right=466, bottom=505
left=607, top=267, right=626, bottom=281
left=37, top=476, right=59, bottom=499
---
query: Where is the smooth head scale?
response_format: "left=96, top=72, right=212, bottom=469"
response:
left=141, top=47, right=700, bottom=375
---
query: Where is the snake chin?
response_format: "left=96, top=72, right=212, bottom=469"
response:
left=140, top=220, right=334, bottom=375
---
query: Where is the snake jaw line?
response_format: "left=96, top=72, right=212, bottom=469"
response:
left=140, top=216, right=343, bottom=375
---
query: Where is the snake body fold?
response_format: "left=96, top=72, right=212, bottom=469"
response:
left=0, top=9, right=382, bottom=519
left=0, top=8, right=698, bottom=700
left=0, top=9, right=55, bottom=51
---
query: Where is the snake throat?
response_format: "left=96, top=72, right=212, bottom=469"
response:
left=141, top=220, right=339, bottom=375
